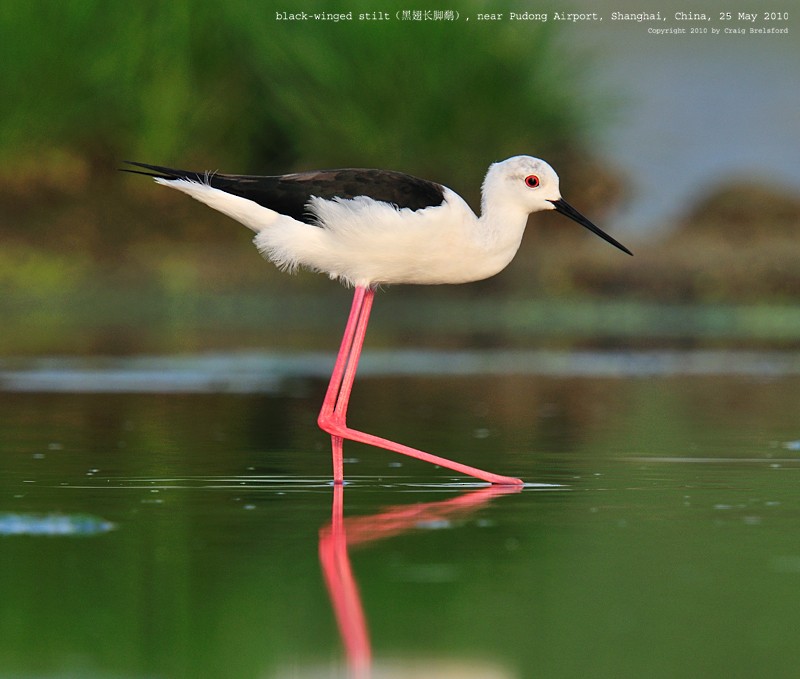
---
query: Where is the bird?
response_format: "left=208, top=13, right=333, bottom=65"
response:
left=123, top=156, right=632, bottom=486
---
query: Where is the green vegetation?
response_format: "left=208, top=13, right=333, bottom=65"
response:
left=0, top=1, right=598, bottom=180
left=2, top=3, right=799, bottom=355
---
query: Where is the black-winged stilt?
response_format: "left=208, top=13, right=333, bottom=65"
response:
left=124, top=156, right=631, bottom=486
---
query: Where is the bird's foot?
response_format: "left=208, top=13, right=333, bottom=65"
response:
left=318, top=413, right=523, bottom=486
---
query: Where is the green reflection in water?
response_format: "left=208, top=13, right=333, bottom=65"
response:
left=1, top=375, right=799, bottom=678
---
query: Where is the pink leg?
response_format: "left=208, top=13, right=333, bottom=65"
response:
left=318, top=286, right=524, bottom=486
left=318, top=286, right=371, bottom=483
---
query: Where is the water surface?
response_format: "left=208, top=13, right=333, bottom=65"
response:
left=1, top=360, right=799, bottom=678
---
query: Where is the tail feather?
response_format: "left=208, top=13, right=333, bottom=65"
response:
left=123, top=159, right=328, bottom=276
left=120, top=161, right=207, bottom=182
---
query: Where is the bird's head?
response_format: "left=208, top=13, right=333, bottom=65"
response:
left=483, top=155, right=632, bottom=256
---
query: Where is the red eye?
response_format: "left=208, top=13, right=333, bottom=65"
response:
left=525, top=175, right=540, bottom=188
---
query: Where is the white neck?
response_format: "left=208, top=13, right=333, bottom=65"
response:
left=465, top=195, right=529, bottom=279
left=479, top=192, right=529, bottom=249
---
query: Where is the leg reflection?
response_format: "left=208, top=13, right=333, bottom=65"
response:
left=318, top=483, right=521, bottom=677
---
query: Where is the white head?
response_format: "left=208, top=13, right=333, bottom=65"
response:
left=482, top=155, right=632, bottom=255
left=481, top=155, right=563, bottom=215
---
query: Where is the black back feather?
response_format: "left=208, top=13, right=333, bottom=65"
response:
left=122, top=161, right=445, bottom=224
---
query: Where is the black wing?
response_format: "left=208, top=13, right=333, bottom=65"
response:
left=122, top=161, right=445, bottom=224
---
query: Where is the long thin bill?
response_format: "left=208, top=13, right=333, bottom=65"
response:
left=550, top=199, right=633, bottom=256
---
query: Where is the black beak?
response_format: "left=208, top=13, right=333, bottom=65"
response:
left=550, top=199, right=632, bottom=256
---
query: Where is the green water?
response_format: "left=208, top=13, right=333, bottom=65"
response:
left=1, top=372, right=799, bottom=678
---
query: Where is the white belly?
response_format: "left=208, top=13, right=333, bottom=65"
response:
left=255, top=192, right=523, bottom=287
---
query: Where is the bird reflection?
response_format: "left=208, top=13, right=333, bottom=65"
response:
left=318, top=484, right=520, bottom=678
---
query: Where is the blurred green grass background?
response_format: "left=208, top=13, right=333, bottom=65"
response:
left=1, top=1, right=799, bottom=355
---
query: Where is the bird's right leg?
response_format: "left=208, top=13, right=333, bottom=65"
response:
left=318, top=286, right=373, bottom=483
